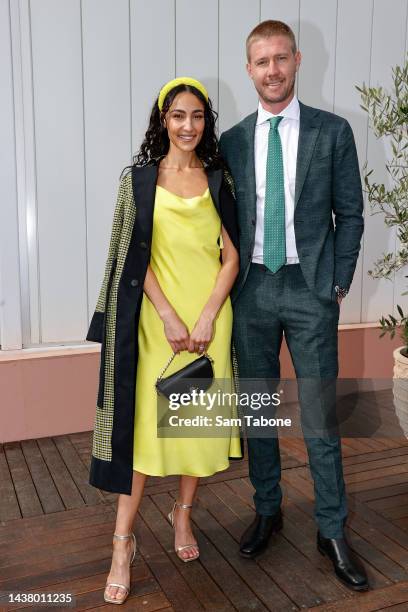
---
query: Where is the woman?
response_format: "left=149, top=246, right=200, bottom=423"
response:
left=86, top=77, right=242, bottom=605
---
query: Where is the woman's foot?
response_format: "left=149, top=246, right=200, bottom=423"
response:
left=168, top=502, right=199, bottom=562
left=104, top=533, right=136, bottom=604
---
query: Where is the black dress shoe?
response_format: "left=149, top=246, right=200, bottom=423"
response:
left=239, top=510, right=283, bottom=558
left=317, top=532, right=369, bottom=591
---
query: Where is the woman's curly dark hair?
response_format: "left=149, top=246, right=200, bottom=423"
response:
left=132, top=84, right=226, bottom=170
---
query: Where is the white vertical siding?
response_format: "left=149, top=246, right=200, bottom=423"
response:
left=30, top=0, right=87, bottom=342
left=298, top=0, right=338, bottom=112
left=260, top=1, right=300, bottom=42
left=130, top=0, right=175, bottom=155
left=0, top=0, right=22, bottom=349
left=2, top=0, right=408, bottom=347
left=176, top=0, right=219, bottom=111
left=218, top=0, right=260, bottom=133
left=82, top=0, right=132, bottom=329
left=361, top=0, right=408, bottom=323
left=334, top=0, right=373, bottom=324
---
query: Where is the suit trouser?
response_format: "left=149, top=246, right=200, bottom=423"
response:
left=233, top=263, right=347, bottom=539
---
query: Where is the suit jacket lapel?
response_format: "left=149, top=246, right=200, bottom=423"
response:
left=295, top=102, right=322, bottom=207
left=244, top=112, right=257, bottom=221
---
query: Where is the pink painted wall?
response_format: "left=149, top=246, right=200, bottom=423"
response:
left=281, top=326, right=402, bottom=378
left=0, top=327, right=403, bottom=443
left=0, top=351, right=98, bottom=443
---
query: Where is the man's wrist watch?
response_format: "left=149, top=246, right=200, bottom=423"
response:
left=334, top=285, right=348, bottom=299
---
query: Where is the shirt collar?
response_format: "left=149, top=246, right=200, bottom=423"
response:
left=256, top=95, right=300, bottom=125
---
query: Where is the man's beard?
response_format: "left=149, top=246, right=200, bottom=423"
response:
left=259, top=76, right=295, bottom=105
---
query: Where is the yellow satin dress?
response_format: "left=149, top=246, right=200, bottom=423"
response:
left=133, top=185, right=242, bottom=476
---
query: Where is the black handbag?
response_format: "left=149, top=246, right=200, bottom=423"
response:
left=155, top=352, right=214, bottom=400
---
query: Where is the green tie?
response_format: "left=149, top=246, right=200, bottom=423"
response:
left=263, top=116, right=285, bottom=273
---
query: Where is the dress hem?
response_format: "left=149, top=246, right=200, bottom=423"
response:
left=132, top=458, right=241, bottom=478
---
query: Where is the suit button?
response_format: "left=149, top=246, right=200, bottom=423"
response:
left=130, top=279, right=139, bottom=287
left=140, top=241, right=148, bottom=249
left=251, top=219, right=255, bottom=226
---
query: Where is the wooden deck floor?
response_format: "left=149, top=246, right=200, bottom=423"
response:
left=3, top=428, right=408, bottom=610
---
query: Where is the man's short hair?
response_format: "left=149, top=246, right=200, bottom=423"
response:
left=246, top=20, right=297, bottom=60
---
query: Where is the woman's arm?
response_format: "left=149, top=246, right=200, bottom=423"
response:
left=143, top=265, right=190, bottom=353
left=188, top=225, right=239, bottom=353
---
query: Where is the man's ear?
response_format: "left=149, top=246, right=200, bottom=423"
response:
left=246, top=63, right=253, bottom=79
left=295, top=51, right=302, bottom=71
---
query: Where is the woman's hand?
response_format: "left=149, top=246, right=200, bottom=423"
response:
left=188, top=314, right=214, bottom=353
left=162, top=311, right=190, bottom=354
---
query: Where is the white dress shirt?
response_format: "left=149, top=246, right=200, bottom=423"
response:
left=252, top=95, right=300, bottom=265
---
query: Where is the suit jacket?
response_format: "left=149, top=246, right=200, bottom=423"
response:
left=219, top=101, right=364, bottom=304
left=86, top=163, right=240, bottom=495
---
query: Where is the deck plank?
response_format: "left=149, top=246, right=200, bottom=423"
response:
left=141, top=493, right=237, bottom=611
left=2, top=433, right=408, bottom=609
left=0, top=443, right=20, bottom=521
left=135, top=512, right=204, bottom=612
left=20, top=439, right=65, bottom=514
left=308, top=581, right=408, bottom=611
left=199, top=483, right=348, bottom=608
left=3, top=442, right=43, bottom=518
left=53, top=435, right=102, bottom=505
left=36, top=437, right=86, bottom=510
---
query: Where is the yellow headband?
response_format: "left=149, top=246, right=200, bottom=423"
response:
left=158, top=77, right=209, bottom=111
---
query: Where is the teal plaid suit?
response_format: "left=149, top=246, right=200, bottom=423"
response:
left=219, top=101, right=364, bottom=538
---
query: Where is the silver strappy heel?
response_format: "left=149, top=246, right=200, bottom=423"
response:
left=167, top=501, right=199, bottom=562
left=104, top=532, right=137, bottom=604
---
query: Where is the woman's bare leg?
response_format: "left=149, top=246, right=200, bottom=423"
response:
left=105, top=470, right=147, bottom=601
left=172, top=475, right=199, bottom=560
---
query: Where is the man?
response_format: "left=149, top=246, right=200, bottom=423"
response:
left=219, top=20, right=368, bottom=591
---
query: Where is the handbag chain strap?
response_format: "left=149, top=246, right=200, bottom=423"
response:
left=156, top=351, right=213, bottom=383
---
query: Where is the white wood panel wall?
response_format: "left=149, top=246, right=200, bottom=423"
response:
left=2, top=0, right=408, bottom=349
left=298, top=0, right=338, bottom=112
left=396, top=6, right=408, bottom=310
left=362, top=0, right=408, bottom=323
left=30, top=0, right=88, bottom=343
left=131, top=1, right=175, bottom=157
left=0, top=0, right=22, bottom=349
left=219, top=0, right=260, bottom=133
left=333, top=0, right=372, bottom=324
left=176, top=0, right=219, bottom=111
left=82, top=0, right=132, bottom=327
left=261, top=0, right=300, bottom=34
